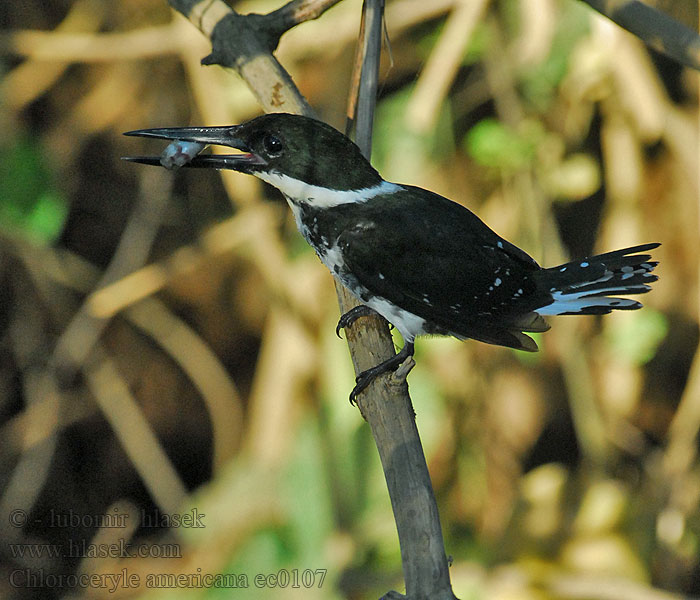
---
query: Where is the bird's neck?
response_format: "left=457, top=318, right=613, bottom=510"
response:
left=256, top=171, right=401, bottom=208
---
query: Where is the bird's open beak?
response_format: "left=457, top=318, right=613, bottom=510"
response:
left=122, top=125, right=266, bottom=171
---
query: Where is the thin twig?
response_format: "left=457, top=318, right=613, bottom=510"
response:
left=352, top=0, right=383, bottom=155
left=51, top=168, right=172, bottom=376
left=126, top=298, right=245, bottom=472
left=83, top=346, right=188, bottom=515
left=345, top=6, right=367, bottom=133
left=88, top=205, right=277, bottom=319
left=264, top=0, right=345, bottom=34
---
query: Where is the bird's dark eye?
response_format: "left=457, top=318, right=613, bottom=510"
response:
left=262, top=134, right=284, bottom=156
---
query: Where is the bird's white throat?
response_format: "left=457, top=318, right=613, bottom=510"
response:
left=255, top=171, right=401, bottom=208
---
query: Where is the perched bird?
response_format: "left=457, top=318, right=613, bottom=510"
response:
left=124, top=113, right=659, bottom=403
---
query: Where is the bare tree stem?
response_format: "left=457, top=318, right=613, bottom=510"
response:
left=166, top=0, right=457, bottom=597
left=343, top=1, right=456, bottom=598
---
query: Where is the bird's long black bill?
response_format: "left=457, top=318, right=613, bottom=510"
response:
left=122, top=125, right=265, bottom=170
left=121, top=154, right=260, bottom=170
left=123, top=125, right=243, bottom=147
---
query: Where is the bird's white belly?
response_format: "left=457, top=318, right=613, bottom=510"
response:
left=362, top=296, right=427, bottom=342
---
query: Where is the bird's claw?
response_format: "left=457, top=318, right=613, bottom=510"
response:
left=347, top=342, right=415, bottom=405
left=349, top=369, right=378, bottom=405
left=335, top=305, right=379, bottom=338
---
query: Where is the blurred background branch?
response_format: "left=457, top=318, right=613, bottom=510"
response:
left=579, top=0, right=700, bottom=71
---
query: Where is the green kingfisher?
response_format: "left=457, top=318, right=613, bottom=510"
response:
left=124, top=113, right=660, bottom=403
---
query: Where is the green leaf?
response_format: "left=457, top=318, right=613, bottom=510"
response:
left=464, top=118, right=539, bottom=172
left=0, top=137, right=68, bottom=244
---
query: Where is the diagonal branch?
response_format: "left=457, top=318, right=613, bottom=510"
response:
left=579, top=0, right=700, bottom=71
left=169, top=0, right=344, bottom=64
left=168, top=0, right=313, bottom=114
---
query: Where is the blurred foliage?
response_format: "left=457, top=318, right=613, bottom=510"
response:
left=604, top=309, right=669, bottom=366
left=518, top=0, right=591, bottom=110
left=0, top=0, right=699, bottom=599
left=464, top=117, right=540, bottom=172
left=372, top=86, right=456, bottom=177
left=0, top=138, right=68, bottom=243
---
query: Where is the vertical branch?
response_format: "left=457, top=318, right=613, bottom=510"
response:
left=164, top=0, right=457, bottom=596
left=341, top=1, right=457, bottom=599
left=352, top=0, right=383, bottom=156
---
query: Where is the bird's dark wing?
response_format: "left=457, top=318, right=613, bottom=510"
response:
left=335, top=187, right=551, bottom=349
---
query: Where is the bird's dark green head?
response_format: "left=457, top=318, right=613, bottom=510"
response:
left=124, top=113, right=384, bottom=193
left=232, top=113, right=382, bottom=191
